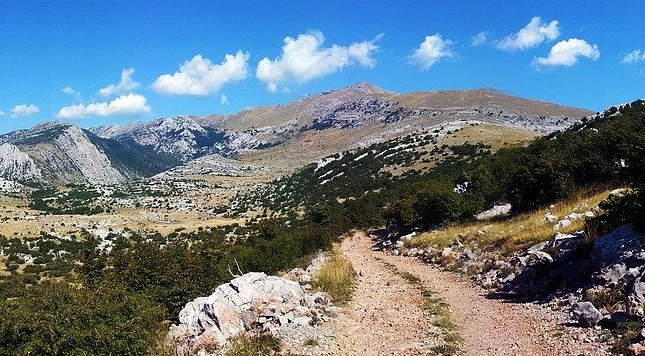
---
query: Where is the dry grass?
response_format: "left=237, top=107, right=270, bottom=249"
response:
left=314, top=244, right=356, bottom=303
left=225, top=334, right=282, bottom=356
left=408, top=188, right=614, bottom=254
left=438, top=124, right=537, bottom=150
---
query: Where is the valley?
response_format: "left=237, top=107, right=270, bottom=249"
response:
left=1, top=84, right=644, bottom=356
left=0, top=83, right=578, bottom=238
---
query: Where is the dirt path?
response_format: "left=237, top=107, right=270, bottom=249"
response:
left=329, top=232, right=431, bottom=355
left=334, top=232, right=609, bottom=356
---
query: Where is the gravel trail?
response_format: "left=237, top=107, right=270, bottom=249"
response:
left=333, top=232, right=609, bottom=356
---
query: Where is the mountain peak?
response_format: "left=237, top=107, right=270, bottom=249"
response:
left=346, top=82, right=388, bottom=94
left=29, top=121, right=72, bottom=132
left=321, top=82, right=391, bottom=97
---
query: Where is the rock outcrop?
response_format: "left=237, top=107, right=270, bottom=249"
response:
left=168, top=272, right=331, bottom=355
left=0, top=143, right=42, bottom=182
left=0, top=123, right=125, bottom=185
left=573, top=301, right=603, bottom=326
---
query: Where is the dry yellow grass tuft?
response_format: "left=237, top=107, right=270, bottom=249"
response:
left=407, top=188, right=614, bottom=254
left=314, top=245, right=356, bottom=303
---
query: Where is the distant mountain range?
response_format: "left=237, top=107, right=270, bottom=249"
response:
left=0, top=83, right=592, bottom=186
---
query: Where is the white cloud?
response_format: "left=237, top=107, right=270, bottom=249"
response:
left=62, top=86, right=81, bottom=101
left=55, top=94, right=150, bottom=119
left=11, top=104, right=40, bottom=118
left=497, top=17, right=559, bottom=51
left=152, top=52, right=249, bottom=96
left=534, top=38, right=600, bottom=67
left=62, top=86, right=77, bottom=96
left=98, top=68, right=140, bottom=97
left=220, top=94, right=229, bottom=105
left=256, top=31, right=381, bottom=92
left=0, top=110, right=4, bottom=117
left=409, top=34, right=455, bottom=70
left=471, top=31, right=489, bottom=47
left=622, top=49, right=645, bottom=63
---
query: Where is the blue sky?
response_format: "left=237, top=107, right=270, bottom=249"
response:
left=1, top=0, right=644, bottom=133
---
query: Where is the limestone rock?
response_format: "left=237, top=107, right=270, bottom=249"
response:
left=475, top=203, right=512, bottom=220
left=573, top=302, right=603, bottom=327
left=168, top=272, right=307, bottom=354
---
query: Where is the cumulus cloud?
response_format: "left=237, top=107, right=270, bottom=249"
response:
left=62, top=86, right=81, bottom=101
left=622, top=49, right=645, bottom=63
left=220, top=94, right=229, bottom=105
left=497, top=17, right=559, bottom=51
left=471, top=31, right=489, bottom=47
left=409, top=34, right=455, bottom=70
left=152, top=52, right=249, bottom=96
left=55, top=94, right=150, bottom=119
left=99, top=68, right=140, bottom=97
left=11, top=104, right=40, bottom=118
left=534, top=38, right=600, bottom=67
left=256, top=31, right=382, bottom=92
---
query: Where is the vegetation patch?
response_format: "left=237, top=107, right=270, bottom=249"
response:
left=407, top=188, right=612, bottom=254
left=30, top=184, right=108, bottom=215
left=303, top=337, right=320, bottom=347
left=314, top=245, right=355, bottom=303
left=612, top=319, right=645, bottom=355
left=225, top=334, right=282, bottom=356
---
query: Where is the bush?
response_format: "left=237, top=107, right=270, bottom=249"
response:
left=107, top=241, right=228, bottom=320
left=588, top=189, right=645, bottom=235
left=0, top=281, right=166, bottom=355
left=387, top=183, right=474, bottom=232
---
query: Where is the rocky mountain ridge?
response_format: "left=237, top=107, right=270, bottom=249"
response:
left=0, top=83, right=592, bottom=186
left=0, top=123, right=125, bottom=185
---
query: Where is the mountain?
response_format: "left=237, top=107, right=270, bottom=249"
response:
left=0, top=122, right=179, bottom=185
left=90, top=116, right=228, bottom=162
left=0, top=123, right=125, bottom=185
left=0, top=83, right=592, bottom=186
left=201, top=83, right=592, bottom=172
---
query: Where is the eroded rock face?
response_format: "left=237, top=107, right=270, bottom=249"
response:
left=626, top=273, right=645, bottom=317
left=0, top=143, right=42, bottom=182
left=1, top=123, right=125, bottom=184
left=168, top=272, right=330, bottom=355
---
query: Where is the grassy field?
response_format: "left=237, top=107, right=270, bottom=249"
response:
left=437, top=124, right=537, bottom=150
left=407, top=188, right=614, bottom=254
left=0, top=194, right=243, bottom=239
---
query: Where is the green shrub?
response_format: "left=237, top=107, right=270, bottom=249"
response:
left=0, top=281, right=165, bottom=355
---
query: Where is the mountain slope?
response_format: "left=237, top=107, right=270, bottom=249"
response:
left=0, top=143, right=43, bottom=182
left=0, top=83, right=593, bottom=186
left=0, top=122, right=184, bottom=185
left=0, top=123, right=125, bottom=185
left=216, top=84, right=592, bottom=173
left=91, top=116, right=229, bottom=162
left=94, top=83, right=592, bottom=177
left=85, top=130, right=181, bottom=177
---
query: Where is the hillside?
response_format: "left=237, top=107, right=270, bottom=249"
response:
left=95, top=83, right=592, bottom=178
left=0, top=84, right=590, bottom=187
left=0, top=96, right=643, bottom=355
left=0, top=123, right=125, bottom=185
